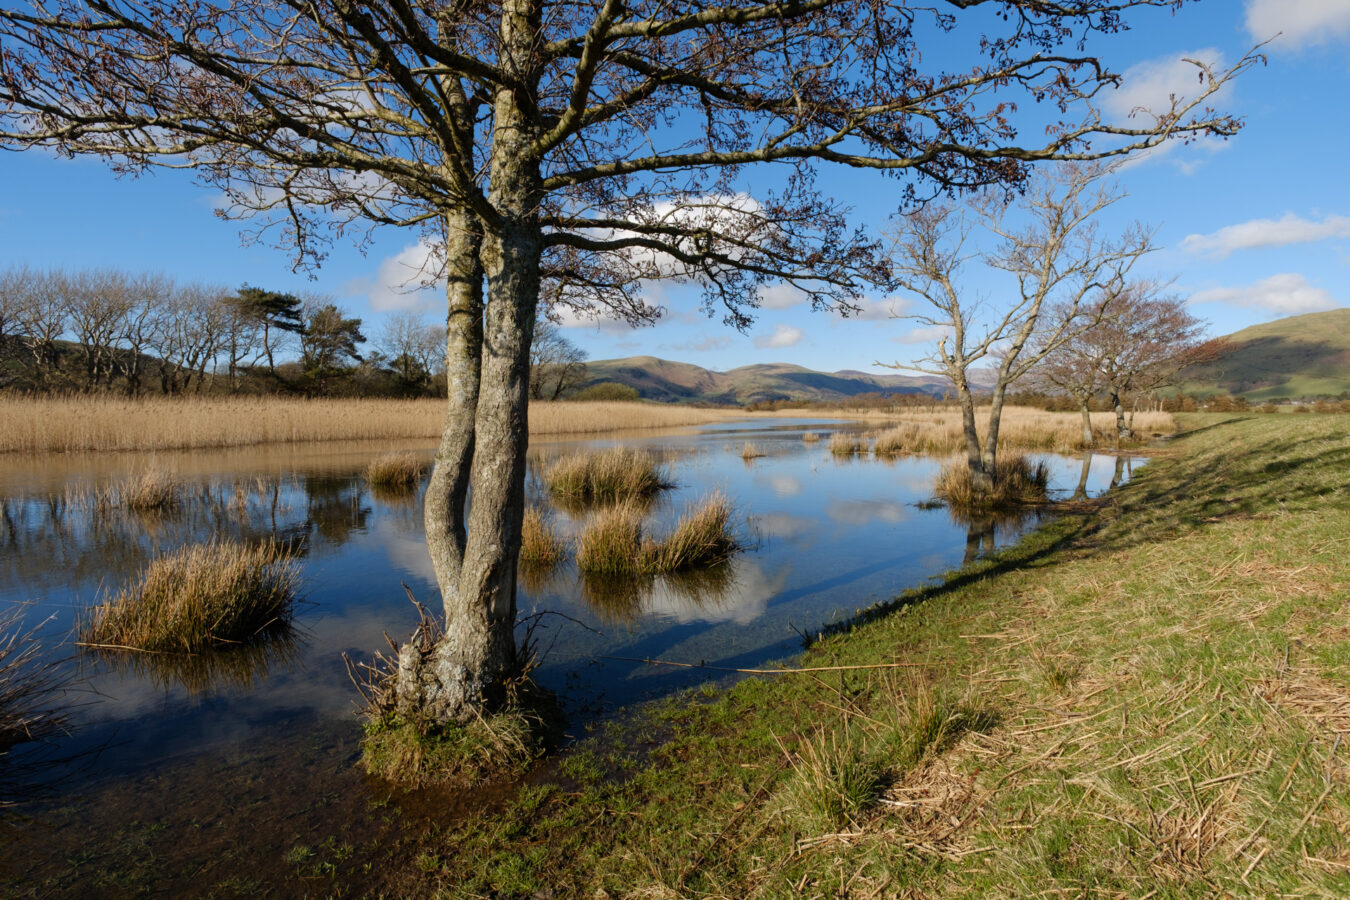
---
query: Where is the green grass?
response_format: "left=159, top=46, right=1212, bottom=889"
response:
left=81, top=540, right=298, bottom=653
left=389, top=413, right=1350, bottom=899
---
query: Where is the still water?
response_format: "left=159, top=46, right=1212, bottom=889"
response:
left=0, top=418, right=1136, bottom=894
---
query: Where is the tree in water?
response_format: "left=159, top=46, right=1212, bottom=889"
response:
left=887, top=164, right=1152, bottom=497
left=0, top=0, right=1257, bottom=726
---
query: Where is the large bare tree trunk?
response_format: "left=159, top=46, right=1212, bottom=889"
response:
left=1078, top=396, right=1095, bottom=448
left=954, top=377, right=989, bottom=492
left=1111, top=388, right=1131, bottom=441
left=981, top=382, right=1009, bottom=487
left=394, top=5, right=542, bottom=724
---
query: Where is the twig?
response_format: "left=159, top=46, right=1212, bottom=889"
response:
left=597, top=655, right=936, bottom=675
left=73, top=641, right=185, bottom=656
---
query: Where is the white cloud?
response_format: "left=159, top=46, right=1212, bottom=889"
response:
left=1104, top=48, right=1229, bottom=121
left=753, top=324, right=805, bottom=349
left=893, top=324, right=952, bottom=345
left=836, top=295, right=909, bottom=322
left=351, top=240, right=443, bottom=312
left=758, top=283, right=808, bottom=310
left=1180, top=213, right=1350, bottom=258
left=1246, top=0, right=1350, bottom=48
left=1188, top=273, right=1342, bottom=316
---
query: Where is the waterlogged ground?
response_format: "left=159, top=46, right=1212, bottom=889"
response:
left=0, top=419, right=1138, bottom=895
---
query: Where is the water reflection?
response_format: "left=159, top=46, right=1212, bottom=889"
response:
left=83, top=629, right=306, bottom=698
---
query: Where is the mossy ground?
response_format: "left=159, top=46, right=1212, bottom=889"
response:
left=389, top=413, right=1350, bottom=898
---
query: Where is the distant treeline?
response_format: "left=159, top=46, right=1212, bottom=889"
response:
left=0, top=266, right=446, bottom=397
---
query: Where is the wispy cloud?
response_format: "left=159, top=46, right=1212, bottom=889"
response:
left=892, top=324, right=952, bottom=345
left=753, top=324, right=805, bottom=349
left=1247, top=0, right=1350, bottom=48
left=1104, top=48, right=1232, bottom=174
left=1180, top=213, right=1350, bottom=258
left=1189, top=273, right=1342, bottom=316
left=347, top=240, right=442, bottom=312
left=757, top=283, right=808, bottom=310
left=835, top=295, right=909, bottom=322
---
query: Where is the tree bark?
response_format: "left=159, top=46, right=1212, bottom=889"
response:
left=1078, top=395, right=1095, bottom=448
left=1111, top=388, right=1131, bottom=440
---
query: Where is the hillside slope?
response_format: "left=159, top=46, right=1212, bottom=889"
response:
left=1183, top=308, right=1350, bottom=399
left=583, top=356, right=970, bottom=403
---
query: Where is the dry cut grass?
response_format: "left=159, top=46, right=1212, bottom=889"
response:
left=866, top=406, right=1174, bottom=455
left=0, top=396, right=743, bottom=454
left=81, top=539, right=299, bottom=653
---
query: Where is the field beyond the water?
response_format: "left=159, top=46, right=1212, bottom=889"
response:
left=386, top=413, right=1350, bottom=898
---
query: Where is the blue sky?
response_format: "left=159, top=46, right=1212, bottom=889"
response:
left=3, top=0, right=1349, bottom=375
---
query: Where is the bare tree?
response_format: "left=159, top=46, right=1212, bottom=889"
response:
left=62, top=268, right=141, bottom=390
left=0, top=265, right=29, bottom=345
left=379, top=310, right=435, bottom=390
left=0, top=0, right=1257, bottom=724
left=14, top=268, right=67, bottom=387
left=888, top=164, right=1152, bottom=493
left=530, top=316, right=588, bottom=401
left=113, top=271, right=172, bottom=396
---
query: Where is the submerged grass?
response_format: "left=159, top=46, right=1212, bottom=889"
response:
left=363, top=451, right=426, bottom=490
left=397, top=413, right=1350, bottom=898
left=829, top=432, right=867, bottom=456
left=544, top=447, right=673, bottom=506
left=0, top=610, right=68, bottom=754
left=81, top=539, right=299, bottom=653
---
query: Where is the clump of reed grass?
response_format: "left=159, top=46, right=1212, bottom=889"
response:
left=81, top=540, right=299, bottom=653
left=829, top=432, right=867, bottom=456
left=574, top=502, right=648, bottom=575
left=364, top=452, right=427, bottom=491
left=575, top=493, right=740, bottom=576
left=740, top=442, right=766, bottom=459
left=802, top=431, right=821, bottom=444
left=0, top=610, right=68, bottom=754
left=519, top=507, right=566, bottom=570
left=784, top=727, right=879, bottom=832
left=545, top=447, right=672, bottom=505
left=933, top=455, right=1050, bottom=511
left=872, top=423, right=924, bottom=457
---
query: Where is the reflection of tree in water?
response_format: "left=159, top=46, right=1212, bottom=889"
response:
left=949, top=508, right=1044, bottom=565
left=84, top=630, right=305, bottom=698
left=301, top=474, right=371, bottom=544
left=578, top=561, right=738, bottom=626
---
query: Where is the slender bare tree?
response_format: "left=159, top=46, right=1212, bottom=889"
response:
left=0, top=0, right=1257, bottom=723
left=529, top=315, right=588, bottom=400
left=887, top=164, right=1152, bottom=493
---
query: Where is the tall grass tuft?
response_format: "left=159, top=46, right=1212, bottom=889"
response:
left=801, top=431, right=821, bottom=444
left=650, top=493, right=738, bottom=572
left=81, top=540, right=299, bottom=653
left=574, top=502, right=648, bottom=575
left=829, top=432, right=867, bottom=456
left=519, top=507, right=566, bottom=570
left=364, top=452, right=427, bottom=491
left=575, top=494, right=739, bottom=575
left=545, top=447, right=672, bottom=506
left=933, top=455, right=1050, bottom=511
left=784, top=727, right=879, bottom=833
left=740, top=442, right=766, bottom=459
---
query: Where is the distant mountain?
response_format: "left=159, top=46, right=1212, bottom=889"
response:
left=1182, top=308, right=1350, bottom=400
left=581, top=356, right=981, bottom=404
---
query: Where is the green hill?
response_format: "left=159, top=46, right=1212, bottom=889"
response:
left=1182, top=308, right=1350, bottom=400
left=581, top=357, right=974, bottom=404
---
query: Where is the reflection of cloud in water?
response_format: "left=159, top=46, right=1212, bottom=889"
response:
left=749, top=511, right=817, bottom=542
left=759, top=474, right=803, bottom=497
left=367, top=515, right=436, bottom=582
left=641, top=559, right=786, bottom=626
left=826, top=498, right=910, bottom=526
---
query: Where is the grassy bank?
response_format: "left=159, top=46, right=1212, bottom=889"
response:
left=394, top=413, right=1350, bottom=898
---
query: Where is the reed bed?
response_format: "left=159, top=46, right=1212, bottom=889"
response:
left=364, top=452, right=427, bottom=490
left=0, top=396, right=743, bottom=454
left=865, top=407, right=1174, bottom=455
left=575, top=493, right=738, bottom=576
left=61, top=467, right=183, bottom=513
left=933, top=455, right=1050, bottom=511
left=81, top=539, right=299, bottom=653
left=544, top=447, right=673, bottom=506
left=740, top=442, right=766, bottom=459
left=801, top=431, right=821, bottom=444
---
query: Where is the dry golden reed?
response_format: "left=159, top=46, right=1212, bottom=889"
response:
left=0, top=396, right=743, bottom=454
left=81, top=539, right=299, bottom=653
left=364, top=452, right=427, bottom=490
left=544, top=447, right=672, bottom=505
left=575, top=493, right=738, bottom=575
left=933, top=455, right=1050, bottom=510
left=829, top=432, right=868, bottom=456
left=519, top=507, right=566, bottom=570
left=865, top=407, right=1174, bottom=455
